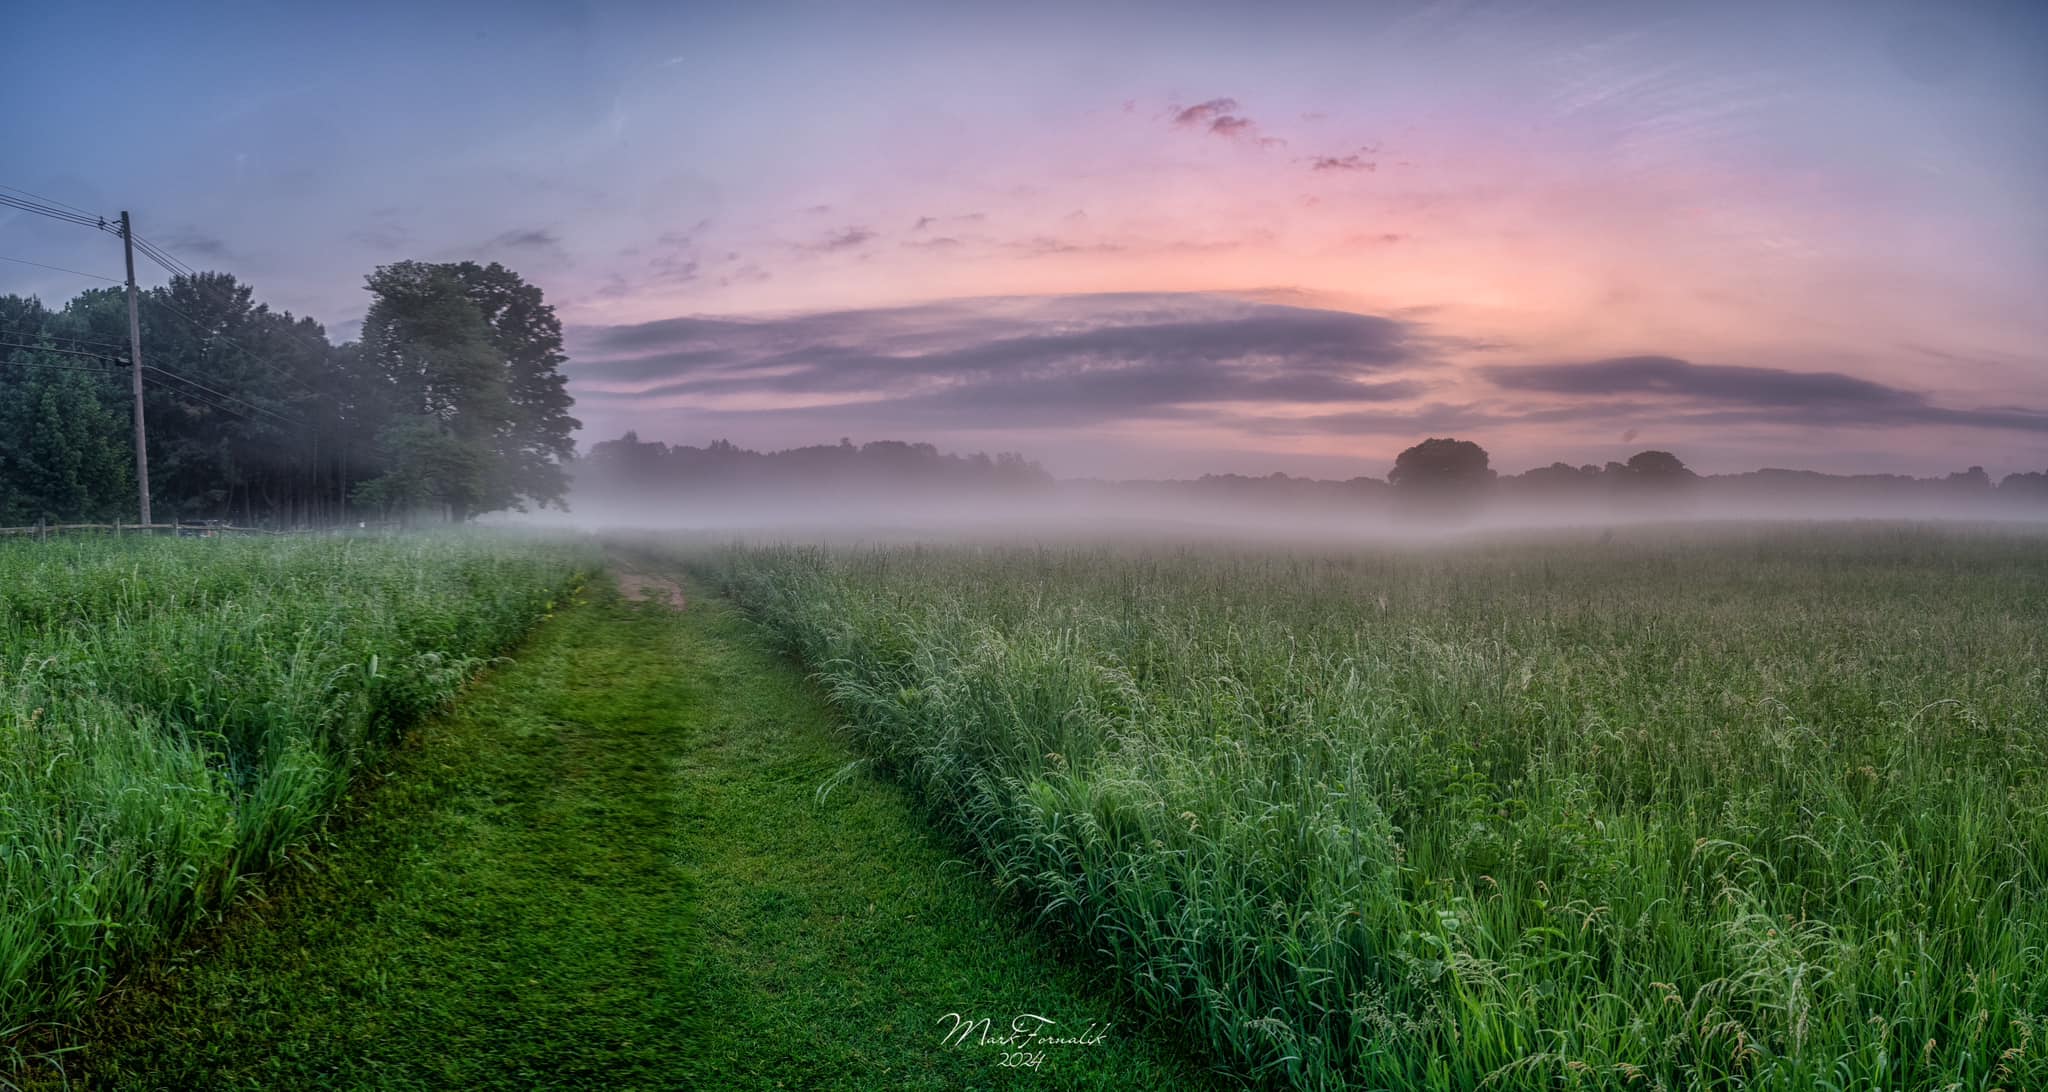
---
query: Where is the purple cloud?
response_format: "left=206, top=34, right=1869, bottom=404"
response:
left=807, top=227, right=876, bottom=252
left=1172, top=98, right=1240, bottom=126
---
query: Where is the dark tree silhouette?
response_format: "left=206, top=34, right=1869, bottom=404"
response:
left=1517, top=461, right=1603, bottom=494
left=1390, top=438, right=1492, bottom=488
left=1388, top=437, right=1494, bottom=516
left=1616, top=449, right=1699, bottom=510
left=2000, top=469, right=2048, bottom=499
left=573, top=435, right=1054, bottom=503
left=1946, top=466, right=1992, bottom=493
left=1624, top=450, right=1693, bottom=481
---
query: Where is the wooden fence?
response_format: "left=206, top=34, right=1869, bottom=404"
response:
left=0, top=521, right=394, bottom=538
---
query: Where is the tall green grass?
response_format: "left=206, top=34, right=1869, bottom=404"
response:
left=0, top=534, right=587, bottom=1040
left=707, top=524, right=2048, bottom=1090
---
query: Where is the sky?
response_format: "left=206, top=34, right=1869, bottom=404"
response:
left=3, top=0, right=2045, bottom=479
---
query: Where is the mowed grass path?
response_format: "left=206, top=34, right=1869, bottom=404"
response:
left=36, top=580, right=1227, bottom=1090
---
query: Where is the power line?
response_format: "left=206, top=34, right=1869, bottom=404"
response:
left=141, top=293, right=321, bottom=396
left=0, top=254, right=122, bottom=283
left=128, top=228, right=200, bottom=277
left=0, top=192, right=114, bottom=232
left=0, top=194, right=100, bottom=227
left=46, top=201, right=343, bottom=385
left=3, top=184, right=324, bottom=441
left=0, top=344, right=125, bottom=364
left=134, top=236, right=197, bottom=277
left=0, top=326, right=295, bottom=425
left=0, top=184, right=101, bottom=219
left=132, top=234, right=343, bottom=365
left=130, top=242, right=186, bottom=280
left=130, top=236, right=195, bottom=280
left=0, top=323, right=133, bottom=352
left=0, top=357, right=120, bottom=376
left=143, top=364, right=301, bottom=426
left=146, top=371, right=289, bottom=427
left=0, top=331, right=132, bottom=360
left=173, top=277, right=343, bottom=373
left=116, top=227, right=337, bottom=389
left=151, top=381, right=261, bottom=423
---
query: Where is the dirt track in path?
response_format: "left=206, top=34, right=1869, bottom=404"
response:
left=615, top=569, right=687, bottom=610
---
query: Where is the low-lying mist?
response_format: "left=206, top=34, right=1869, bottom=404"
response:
left=524, top=477, right=2048, bottom=546
left=493, top=432, right=2048, bottom=543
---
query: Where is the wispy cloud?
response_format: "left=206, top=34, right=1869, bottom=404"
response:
left=1485, top=355, right=1916, bottom=408
left=490, top=228, right=560, bottom=249
left=1007, top=235, right=1126, bottom=256
left=1168, top=96, right=1284, bottom=146
left=161, top=230, right=232, bottom=259
left=806, top=226, right=876, bottom=253
left=568, top=293, right=1435, bottom=429
left=1172, top=97, right=1240, bottom=128
left=1482, top=356, right=2048, bottom=435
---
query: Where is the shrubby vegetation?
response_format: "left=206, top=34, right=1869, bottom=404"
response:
left=710, top=526, right=2048, bottom=1090
left=0, top=534, right=588, bottom=1036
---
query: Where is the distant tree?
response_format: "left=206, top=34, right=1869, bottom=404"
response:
left=1517, top=461, right=1601, bottom=492
left=1999, top=470, right=2048, bottom=500
left=1613, top=450, right=1698, bottom=510
left=582, top=430, right=670, bottom=487
left=1388, top=437, right=1494, bottom=515
left=1946, top=465, right=1992, bottom=493
left=1623, top=450, right=1693, bottom=481
left=1389, top=438, right=1493, bottom=489
left=570, top=432, right=1053, bottom=503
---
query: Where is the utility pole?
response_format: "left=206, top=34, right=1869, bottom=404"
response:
left=119, top=210, right=152, bottom=526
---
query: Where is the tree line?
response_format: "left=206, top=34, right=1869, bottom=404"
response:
left=0, top=262, right=576, bottom=526
left=1388, top=437, right=2047, bottom=496
left=573, top=431, right=2048, bottom=520
left=578, top=433, right=1053, bottom=496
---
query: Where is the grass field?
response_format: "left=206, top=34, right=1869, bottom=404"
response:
left=700, top=523, right=2048, bottom=1090
left=0, top=534, right=587, bottom=1050
left=9, top=524, right=2045, bottom=1089
left=21, top=565, right=1225, bottom=1090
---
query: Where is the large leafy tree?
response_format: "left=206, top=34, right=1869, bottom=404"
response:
left=354, top=261, right=578, bottom=521
left=448, top=261, right=579, bottom=510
